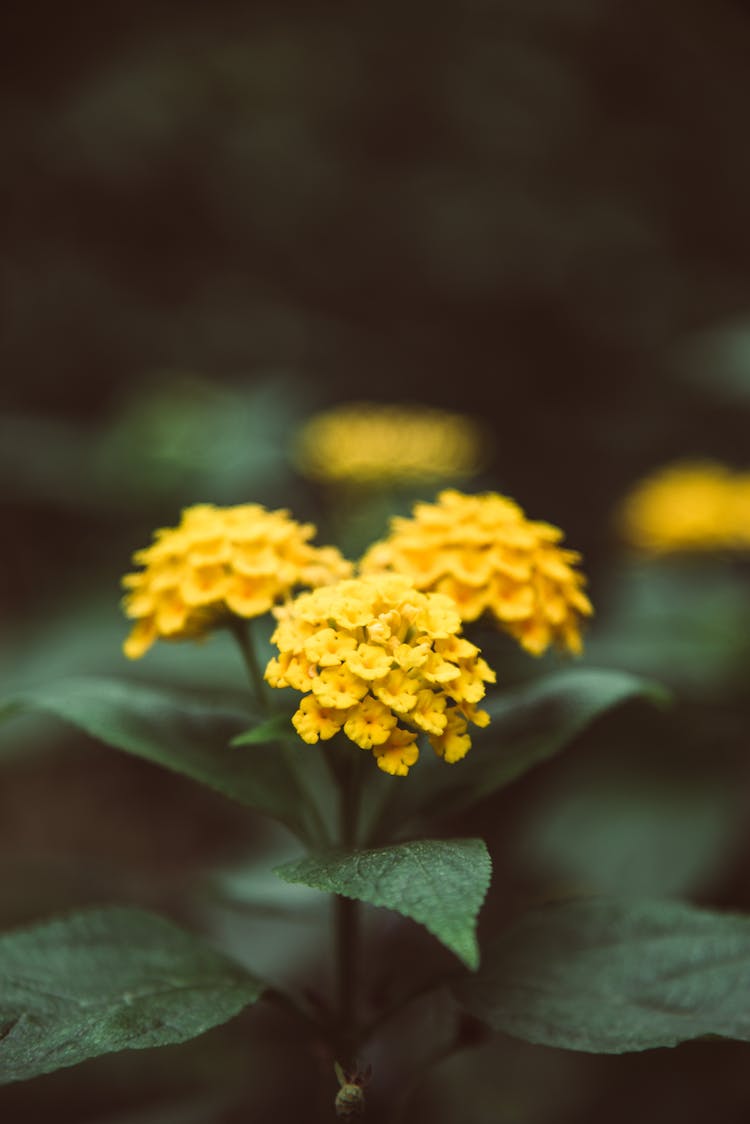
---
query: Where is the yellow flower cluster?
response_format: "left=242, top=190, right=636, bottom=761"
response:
left=360, top=490, right=593, bottom=656
left=122, top=504, right=351, bottom=659
left=618, top=462, right=750, bottom=554
left=293, top=403, right=484, bottom=485
left=265, top=574, right=495, bottom=775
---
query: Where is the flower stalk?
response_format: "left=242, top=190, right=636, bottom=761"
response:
left=228, top=617, right=270, bottom=714
left=334, top=740, right=363, bottom=1068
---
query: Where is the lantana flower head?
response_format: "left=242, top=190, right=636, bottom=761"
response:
left=293, top=402, right=484, bottom=485
left=618, top=462, right=750, bottom=554
left=360, top=490, right=593, bottom=656
left=265, top=574, right=495, bottom=776
left=121, top=503, right=351, bottom=658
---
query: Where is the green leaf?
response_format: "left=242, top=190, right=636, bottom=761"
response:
left=276, top=838, right=491, bottom=969
left=230, top=712, right=297, bottom=747
left=371, top=668, right=668, bottom=836
left=585, top=563, right=750, bottom=694
left=518, top=769, right=742, bottom=897
left=0, top=906, right=263, bottom=1084
left=455, top=667, right=668, bottom=809
left=95, top=374, right=306, bottom=506
left=454, top=896, right=750, bottom=1053
left=0, top=677, right=332, bottom=846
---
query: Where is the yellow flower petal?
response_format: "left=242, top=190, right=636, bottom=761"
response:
left=360, top=489, right=592, bottom=657
left=311, top=666, right=369, bottom=709
left=292, top=696, right=348, bottom=743
left=372, top=728, right=419, bottom=776
left=181, top=564, right=229, bottom=607
left=155, top=591, right=189, bottom=635
left=344, top=696, right=397, bottom=748
left=224, top=576, right=277, bottom=617
left=373, top=669, right=420, bottom=714
left=265, top=573, right=494, bottom=773
left=446, top=668, right=487, bottom=705
left=121, top=503, right=351, bottom=658
left=123, top=618, right=157, bottom=660
left=430, top=711, right=471, bottom=764
left=411, top=689, right=448, bottom=736
left=303, top=628, right=358, bottom=667
left=346, top=643, right=394, bottom=681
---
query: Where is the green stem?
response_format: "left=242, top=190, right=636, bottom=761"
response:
left=228, top=618, right=270, bottom=713
left=229, top=618, right=334, bottom=850
left=339, top=744, right=361, bottom=849
left=336, top=896, right=359, bottom=1064
left=334, top=743, right=363, bottom=1067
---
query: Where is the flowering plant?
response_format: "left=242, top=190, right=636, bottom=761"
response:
left=3, top=474, right=750, bottom=1123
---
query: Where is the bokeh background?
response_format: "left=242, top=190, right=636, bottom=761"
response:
left=4, top=1, right=750, bottom=1121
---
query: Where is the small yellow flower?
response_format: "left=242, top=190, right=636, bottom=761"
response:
left=265, top=651, right=315, bottom=692
left=617, top=461, right=750, bottom=554
left=434, top=635, right=480, bottom=661
left=372, top=669, right=420, bottom=714
left=344, top=696, right=398, bottom=748
left=422, top=653, right=462, bottom=685
left=266, top=574, right=493, bottom=775
left=360, top=490, right=593, bottom=657
left=121, top=503, right=351, bottom=658
left=303, top=628, right=358, bottom=667
left=347, top=643, right=396, bottom=681
left=292, top=696, right=347, bottom=743
left=391, top=641, right=431, bottom=670
left=311, top=666, right=370, bottom=709
left=411, top=689, right=448, bottom=736
left=293, top=403, right=486, bottom=485
left=372, top=728, right=420, bottom=776
left=464, top=704, right=490, bottom=728
left=431, top=711, right=472, bottom=764
left=448, top=665, right=491, bottom=705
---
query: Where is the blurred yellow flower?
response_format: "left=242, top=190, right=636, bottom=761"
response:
left=293, top=403, right=484, bottom=485
left=360, top=490, right=592, bottom=656
left=121, top=504, right=351, bottom=658
left=266, top=574, right=493, bottom=776
left=618, top=462, right=750, bottom=554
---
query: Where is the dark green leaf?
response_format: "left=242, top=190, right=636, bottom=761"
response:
left=585, top=563, right=750, bottom=694
left=276, top=838, right=491, bottom=969
left=453, top=667, right=668, bottom=809
left=369, top=668, right=668, bottom=837
left=454, top=896, right=750, bottom=1052
left=0, top=907, right=262, bottom=1084
left=518, top=769, right=742, bottom=897
left=0, top=677, right=332, bottom=846
left=230, top=712, right=296, bottom=747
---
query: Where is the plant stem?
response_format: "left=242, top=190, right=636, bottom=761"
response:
left=227, top=618, right=336, bottom=850
left=336, top=896, right=359, bottom=1064
left=228, top=618, right=270, bottom=713
left=334, top=744, right=362, bottom=1066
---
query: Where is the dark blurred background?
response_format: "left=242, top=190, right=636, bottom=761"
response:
left=4, top=2, right=750, bottom=1121
left=5, top=0, right=750, bottom=541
